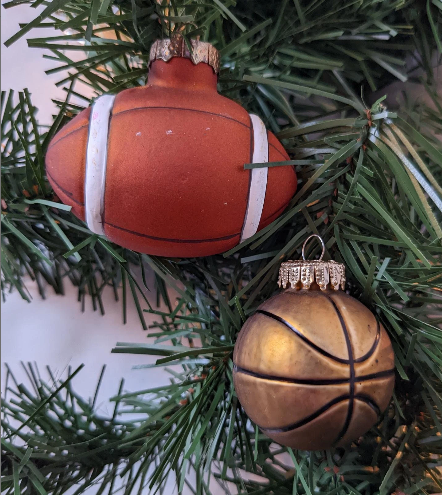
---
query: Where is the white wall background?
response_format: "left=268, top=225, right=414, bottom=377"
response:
left=2, top=4, right=440, bottom=494
left=1, top=4, right=68, bottom=123
left=1, top=3, right=178, bottom=410
left=1, top=6, right=206, bottom=494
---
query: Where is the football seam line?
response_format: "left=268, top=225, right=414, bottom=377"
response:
left=46, top=113, right=287, bottom=161
left=101, top=97, right=114, bottom=232
left=46, top=169, right=84, bottom=206
left=101, top=201, right=290, bottom=244
left=233, top=365, right=395, bottom=385
left=48, top=127, right=285, bottom=163
left=40, top=194, right=289, bottom=243
left=269, top=142, right=287, bottom=160
left=104, top=222, right=240, bottom=243
left=47, top=106, right=253, bottom=150
left=47, top=123, right=89, bottom=149
left=111, top=105, right=252, bottom=128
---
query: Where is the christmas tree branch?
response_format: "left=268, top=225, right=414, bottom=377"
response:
left=2, top=0, right=442, bottom=493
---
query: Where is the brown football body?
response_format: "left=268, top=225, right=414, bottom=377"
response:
left=46, top=58, right=297, bottom=257
left=233, top=289, right=395, bottom=451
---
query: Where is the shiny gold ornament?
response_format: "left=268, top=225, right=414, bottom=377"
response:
left=233, top=235, right=395, bottom=451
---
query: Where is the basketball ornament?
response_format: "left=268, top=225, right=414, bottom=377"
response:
left=45, top=36, right=297, bottom=257
left=233, top=235, right=395, bottom=451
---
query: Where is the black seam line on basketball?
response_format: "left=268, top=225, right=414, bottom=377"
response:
left=326, top=296, right=355, bottom=445
left=48, top=123, right=89, bottom=150
left=260, top=395, right=351, bottom=433
left=104, top=221, right=240, bottom=243
left=282, top=292, right=381, bottom=364
left=256, top=310, right=352, bottom=364
left=240, top=114, right=254, bottom=241
left=354, top=319, right=381, bottom=363
left=233, top=365, right=395, bottom=385
left=257, top=394, right=382, bottom=434
left=112, top=106, right=251, bottom=129
left=46, top=170, right=84, bottom=206
left=354, top=394, right=381, bottom=417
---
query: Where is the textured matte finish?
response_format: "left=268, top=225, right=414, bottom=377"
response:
left=45, top=57, right=297, bottom=257
left=233, top=289, right=395, bottom=451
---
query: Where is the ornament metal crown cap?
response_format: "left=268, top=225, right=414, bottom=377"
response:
left=149, top=36, right=220, bottom=74
left=278, top=235, right=346, bottom=291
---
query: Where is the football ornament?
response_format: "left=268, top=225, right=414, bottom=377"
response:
left=45, top=36, right=297, bottom=257
left=233, top=235, right=395, bottom=451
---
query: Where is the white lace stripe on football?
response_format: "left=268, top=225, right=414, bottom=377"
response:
left=85, top=94, right=116, bottom=236
left=240, top=114, right=269, bottom=242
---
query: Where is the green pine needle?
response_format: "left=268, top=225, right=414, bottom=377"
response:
left=2, top=0, right=442, bottom=493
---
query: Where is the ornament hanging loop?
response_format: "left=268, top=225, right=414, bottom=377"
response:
left=302, top=234, right=325, bottom=261
left=279, top=235, right=345, bottom=291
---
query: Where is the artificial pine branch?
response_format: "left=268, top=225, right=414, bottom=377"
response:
left=2, top=0, right=442, bottom=493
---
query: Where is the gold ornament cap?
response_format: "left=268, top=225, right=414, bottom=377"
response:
left=149, top=36, right=220, bottom=74
left=278, top=235, right=346, bottom=291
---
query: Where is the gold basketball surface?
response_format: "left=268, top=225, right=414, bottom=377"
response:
left=233, top=289, right=395, bottom=450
